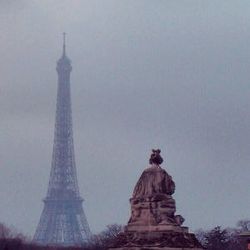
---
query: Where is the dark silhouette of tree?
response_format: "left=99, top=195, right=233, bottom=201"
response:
left=195, top=228, right=206, bottom=246
left=204, top=226, right=229, bottom=250
left=0, top=223, right=26, bottom=242
left=89, top=224, right=123, bottom=250
left=0, top=223, right=11, bottom=239
left=226, top=227, right=244, bottom=250
left=0, top=221, right=248, bottom=250
left=195, top=226, right=244, bottom=250
left=237, top=219, right=250, bottom=232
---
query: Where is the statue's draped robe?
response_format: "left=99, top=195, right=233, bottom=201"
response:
left=132, top=165, right=175, bottom=198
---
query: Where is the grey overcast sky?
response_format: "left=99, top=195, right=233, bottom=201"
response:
left=0, top=0, right=250, bottom=237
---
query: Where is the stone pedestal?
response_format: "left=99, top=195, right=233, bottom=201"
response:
left=109, top=150, right=203, bottom=250
left=239, top=231, right=250, bottom=250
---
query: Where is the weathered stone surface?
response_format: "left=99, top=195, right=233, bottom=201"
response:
left=128, top=165, right=180, bottom=228
left=109, top=149, right=203, bottom=250
left=110, top=230, right=202, bottom=249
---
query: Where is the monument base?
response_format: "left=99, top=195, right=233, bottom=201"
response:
left=112, top=248, right=203, bottom=250
left=109, top=229, right=203, bottom=250
left=125, top=224, right=189, bottom=233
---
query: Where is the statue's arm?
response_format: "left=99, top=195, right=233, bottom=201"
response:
left=166, top=174, right=175, bottom=195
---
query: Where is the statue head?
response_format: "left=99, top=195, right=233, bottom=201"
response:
left=149, top=149, right=163, bottom=165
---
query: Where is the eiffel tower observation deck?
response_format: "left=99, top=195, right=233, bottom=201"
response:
left=33, top=34, right=91, bottom=246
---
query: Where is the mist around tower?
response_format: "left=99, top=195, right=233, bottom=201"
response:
left=1, top=2, right=250, bottom=250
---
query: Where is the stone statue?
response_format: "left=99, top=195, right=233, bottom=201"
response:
left=109, top=149, right=203, bottom=250
left=129, top=149, right=181, bottom=226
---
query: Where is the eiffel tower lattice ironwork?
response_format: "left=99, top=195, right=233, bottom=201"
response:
left=33, top=34, right=91, bottom=246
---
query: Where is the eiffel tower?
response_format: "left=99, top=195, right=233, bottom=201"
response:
left=33, top=34, right=91, bottom=246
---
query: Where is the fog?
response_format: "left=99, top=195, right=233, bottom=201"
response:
left=0, top=0, right=250, bottom=236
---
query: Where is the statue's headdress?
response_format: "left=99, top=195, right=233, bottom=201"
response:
left=149, top=149, right=163, bottom=165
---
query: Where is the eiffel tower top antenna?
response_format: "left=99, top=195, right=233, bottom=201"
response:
left=63, top=32, right=66, bottom=56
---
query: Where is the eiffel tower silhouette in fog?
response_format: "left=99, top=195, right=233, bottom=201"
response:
left=33, top=33, right=91, bottom=246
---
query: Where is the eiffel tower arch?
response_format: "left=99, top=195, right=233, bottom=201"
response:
left=33, top=34, right=91, bottom=246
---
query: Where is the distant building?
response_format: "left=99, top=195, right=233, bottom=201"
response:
left=33, top=34, right=91, bottom=246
